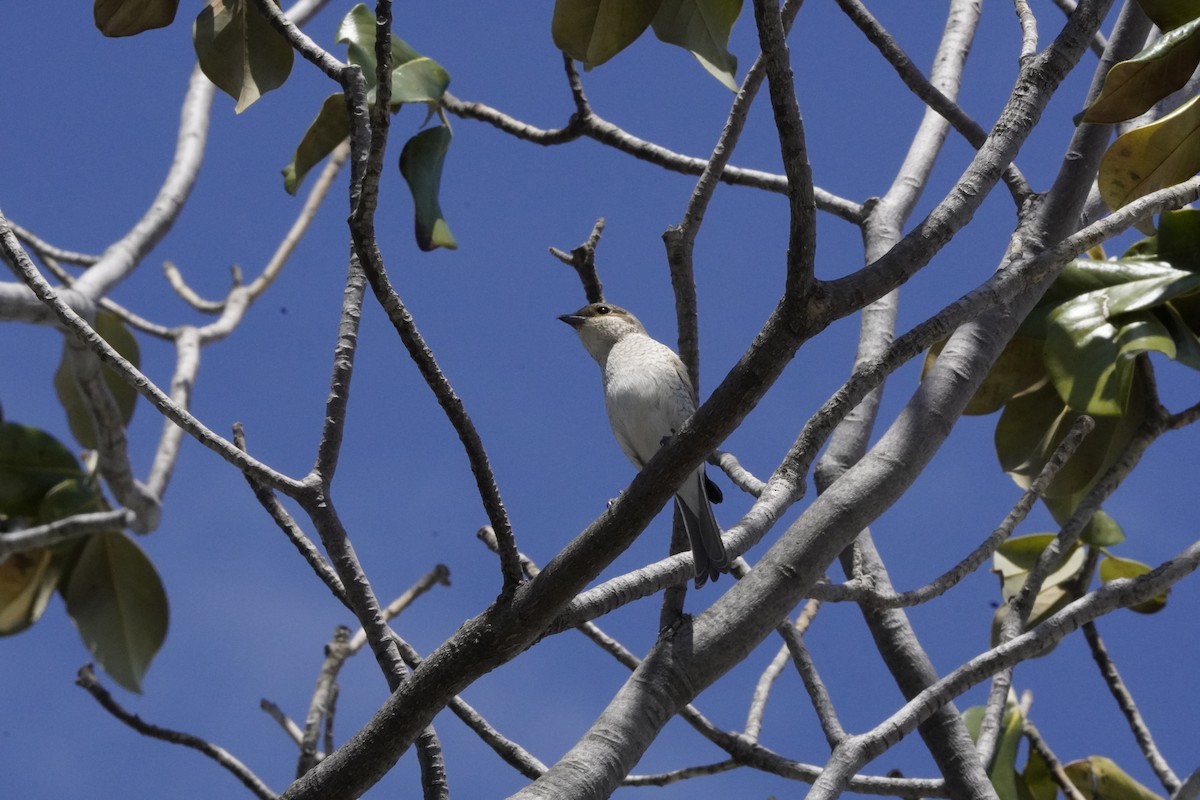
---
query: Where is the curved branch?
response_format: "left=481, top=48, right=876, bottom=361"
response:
left=77, top=665, right=277, bottom=800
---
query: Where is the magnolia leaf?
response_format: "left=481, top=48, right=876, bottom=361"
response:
left=1045, top=265, right=1200, bottom=414
left=336, top=4, right=449, bottom=107
left=1161, top=303, right=1200, bottom=369
left=1043, top=498, right=1127, bottom=548
left=53, top=311, right=141, bottom=450
left=1098, top=94, right=1200, bottom=210
left=1064, top=756, right=1163, bottom=800
left=652, top=0, right=742, bottom=90
left=552, top=0, right=661, bottom=67
left=1081, top=19, right=1200, bottom=123
left=1022, top=747, right=1058, bottom=800
left=1135, top=0, right=1200, bottom=32
left=0, top=423, right=83, bottom=518
left=399, top=126, right=457, bottom=251
left=995, top=380, right=1144, bottom=498
left=95, top=0, right=179, bottom=36
left=0, top=549, right=60, bottom=636
left=63, top=531, right=169, bottom=693
left=390, top=57, right=451, bottom=106
left=283, top=94, right=349, bottom=194
left=194, top=0, right=294, bottom=113
left=990, top=705, right=1025, bottom=800
left=1156, top=208, right=1200, bottom=272
left=994, top=535, right=1087, bottom=600
left=992, top=535, right=1087, bottom=639
left=1100, top=554, right=1168, bottom=613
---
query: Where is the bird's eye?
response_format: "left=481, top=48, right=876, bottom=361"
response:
left=596, top=305, right=611, bottom=315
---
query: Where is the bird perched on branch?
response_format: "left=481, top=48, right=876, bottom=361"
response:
left=559, top=302, right=729, bottom=586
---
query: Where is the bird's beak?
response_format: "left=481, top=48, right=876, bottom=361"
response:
left=558, top=314, right=585, bottom=329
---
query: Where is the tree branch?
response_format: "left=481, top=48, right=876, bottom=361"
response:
left=76, top=664, right=277, bottom=800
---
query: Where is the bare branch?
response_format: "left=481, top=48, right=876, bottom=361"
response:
left=1083, top=622, right=1181, bottom=793
left=1023, top=718, right=1089, bottom=800
left=808, top=537, right=1200, bottom=798
left=1013, top=0, right=1039, bottom=61
left=551, top=218, right=607, bottom=304
left=812, top=415, right=1095, bottom=608
left=0, top=216, right=304, bottom=495
left=0, top=509, right=133, bottom=558
left=440, top=95, right=864, bottom=224
left=77, top=664, right=277, bottom=800
left=834, top=0, right=1033, bottom=204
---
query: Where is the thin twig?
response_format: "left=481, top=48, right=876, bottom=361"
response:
left=439, top=95, right=864, bottom=224
left=77, top=665, right=277, bottom=800
left=834, top=0, right=1033, bottom=204
left=1013, top=0, right=1039, bottom=61
left=1023, top=718, right=1088, bottom=800
left=1082, top=621, right=1180, bottom=793
left=551, top=218, right=606, bottom=304
left=811, top=415, right=1095, bottom=608
left=809, top=536, right=1200, bottom=798
left=261, top=699, right=306, bottom=746
left=0, top=509, right=133, bottom=558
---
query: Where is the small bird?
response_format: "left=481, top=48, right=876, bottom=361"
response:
left=559, top=302, right=729, bottom=586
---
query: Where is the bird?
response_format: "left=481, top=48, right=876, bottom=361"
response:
left=559, top=302, right=729, bottom=586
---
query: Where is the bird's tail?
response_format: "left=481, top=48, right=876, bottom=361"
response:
left=676, top=469, right=729, bottom=587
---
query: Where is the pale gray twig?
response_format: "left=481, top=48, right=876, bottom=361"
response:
left=1013, top=0, right=1039, bottom=61
left=0, top=509, right=133, bottom=558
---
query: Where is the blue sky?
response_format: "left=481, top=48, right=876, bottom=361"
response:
left=3, top=2, right=1198, bottom=798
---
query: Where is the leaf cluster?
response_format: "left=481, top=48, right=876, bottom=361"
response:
left=1082, top=1, right=1200, bottom=213
left=1, top=311, right=166, bottom=694
left=551, top=0, right=743, bottom=90
left=94, top=0, right=457, bottom=251
left=964, top=704, right=1163, bottom=800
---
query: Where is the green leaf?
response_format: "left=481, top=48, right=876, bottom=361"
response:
left=390, top=57, right=451, bottom=106
left=0, top=423, right=83, bottom=518
left=995, top=380, right=1144, bottom=499
left=963, top=703, right=1034, bottom=800
left=54, top=311, right=141, bottom=450
left=1021, top=747, right=1058, bottom=800
left=1100, top=554, right=1168, bottom=613
left=1135, top=0, right=1200, bottom=32
left=1098, top=94, right=1200, bottom=210
left=1063, top=756, right=1163, bottom=800
left=400, top=126, right=457, bottom=251
left=62, top=531, right=169, bottom=693
left=992, top=536, right=1085, bottom=646
left=282, top=94, right=349, bottom=195
left=989, top=705, right=1026, bottom=800
left=94, top=0, right=180, bottom=36
left=1044, top=263, right=1200, bottom=414
left=652, top=0, right=742, bottom=90
left=1042, top=497, right=1128, bottom=547
left=994, top=535, right=1086, bottom=602
left=336, top=4, right=450, bottom=107
left=38, top=478, right=106, bottom=525
left=1081, top=19, right=1200, bottom=123
left=552, top=0, right=661, bottom=67
left=1156, top=208, right=1200, bottom=272
left=194, top=0, right=294, bottom=113
left=0, top=548, right=60, bottom=635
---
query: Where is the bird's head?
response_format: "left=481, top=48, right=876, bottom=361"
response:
left=558, top=302, right=646, bottom=364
